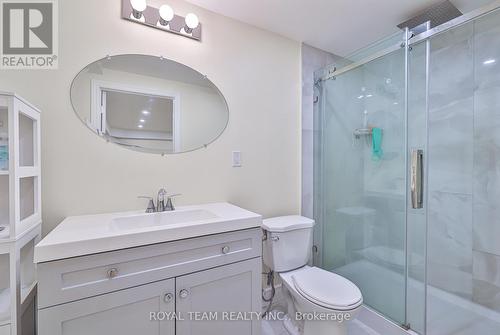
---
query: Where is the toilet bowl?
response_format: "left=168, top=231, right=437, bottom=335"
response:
left=280, top=266, right=362, bottom=335
left=262, top=216, right=363, bottom=335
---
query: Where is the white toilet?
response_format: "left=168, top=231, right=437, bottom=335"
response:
left=262, top=216, right=363, bottom=335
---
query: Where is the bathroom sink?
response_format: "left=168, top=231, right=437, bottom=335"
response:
left=110, top=209, right=218, bottom=231
left=34, top=202, right=262, bottom=263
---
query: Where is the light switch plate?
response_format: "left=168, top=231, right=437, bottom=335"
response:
left=232, top=151, right=242, bottom=167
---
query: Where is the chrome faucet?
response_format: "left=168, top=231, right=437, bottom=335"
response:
left=137, top=196, right=156, bottom=213
left=157, top=188, right=167, bottom=212
left=165, top=195, right=179, bottom=211
left=138, top=189, right=181, bottom=213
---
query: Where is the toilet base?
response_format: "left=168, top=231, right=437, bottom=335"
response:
left=282, top=314, right=348, bottom=335
left=279, top=267, right=362, bottom=335
left=283, top=317, right=300, bottom=335
left=281, top=290, right=353, bottom=335
left=303, top=319, right=348, bottom=335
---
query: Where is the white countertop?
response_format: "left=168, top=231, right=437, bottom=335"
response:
left=35, top=202, right=262, bottom=263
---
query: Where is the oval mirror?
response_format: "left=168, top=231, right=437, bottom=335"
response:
left=71, top=54, right=229, bottom=154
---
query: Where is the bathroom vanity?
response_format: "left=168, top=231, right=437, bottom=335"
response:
left=34, top=203, right=262, bottom=335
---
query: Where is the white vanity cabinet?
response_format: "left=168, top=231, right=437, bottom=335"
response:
left=39, top=278, right=176, bottom=335
left=176, top=258, right=260, bottom=335
left=37, top=228, right=262, bottom=335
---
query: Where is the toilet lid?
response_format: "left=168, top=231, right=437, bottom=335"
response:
left=291, top=267, right=362, bottom=311
left=262, top=216, right=315, bottom=232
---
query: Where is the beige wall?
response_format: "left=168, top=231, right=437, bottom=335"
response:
left=0, top=0, right=302, bottom=234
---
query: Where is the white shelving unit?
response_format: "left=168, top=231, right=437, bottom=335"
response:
left=0, top=93, right=41, bottom=335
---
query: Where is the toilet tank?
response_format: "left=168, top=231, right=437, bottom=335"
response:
left=262, top=216, right=315, bottom=272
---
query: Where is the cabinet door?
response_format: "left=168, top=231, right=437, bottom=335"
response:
left=176, top=258, right=261, bottom=335
left=38, top=278, right=175, bottom=335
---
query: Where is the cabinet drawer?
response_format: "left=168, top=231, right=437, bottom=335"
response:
left=38, top=228, right=261, bottom=309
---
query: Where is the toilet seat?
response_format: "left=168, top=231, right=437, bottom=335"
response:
left=290, top=267, right=362, bottom=311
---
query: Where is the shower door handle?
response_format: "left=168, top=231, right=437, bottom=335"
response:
left=411, top=149, right=424, bottom=209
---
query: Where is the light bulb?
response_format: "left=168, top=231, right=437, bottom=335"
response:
left=130, top=0, right=147, bottom=20
left=159, top=4, right=174, bottom=25
left=130, top=0, right=147, bottom=11
left=184, top=13, right=199, bottom=33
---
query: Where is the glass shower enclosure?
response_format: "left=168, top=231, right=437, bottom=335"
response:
left=313, top=2, right=500, bottom=334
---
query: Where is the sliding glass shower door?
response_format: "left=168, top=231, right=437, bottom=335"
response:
left=314, top=34, right=409, bottom=326
left=314, top=4, right=500, bottom=334
left=421, top=7, right=500, bottom=335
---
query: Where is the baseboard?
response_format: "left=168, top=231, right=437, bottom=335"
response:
left=357, top=305, right=419, bottom=335
left=262, top=286, right=419, bottom=335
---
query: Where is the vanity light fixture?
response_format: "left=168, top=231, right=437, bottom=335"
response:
left=183, top=13, right=199, bottom=34
left=122, top=0, right=202, bottom=41
left=158, top=4, right=174, bottom=27
left=130, top=0, right=147, bottom=21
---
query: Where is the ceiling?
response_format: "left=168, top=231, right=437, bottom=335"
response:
left=106, top=91, right=173, bottom=133
left=186, top=0, right=494, bottom=56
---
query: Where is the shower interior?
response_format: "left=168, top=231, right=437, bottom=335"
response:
left=313, top=2, right=500, bottom=335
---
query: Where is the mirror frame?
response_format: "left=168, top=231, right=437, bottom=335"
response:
left=70, top=54, right=230, bottom=155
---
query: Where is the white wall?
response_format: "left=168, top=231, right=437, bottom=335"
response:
left=300, top=44, right=343, bottom=219
left=300, top=44, right=345, bottom=268
left=0, top=0, right=302, bottom=234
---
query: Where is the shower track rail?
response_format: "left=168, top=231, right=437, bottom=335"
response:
left=320, top=0, right=500, bottom=81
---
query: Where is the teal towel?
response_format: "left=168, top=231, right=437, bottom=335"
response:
left=372, top=128, right=383, bottom=160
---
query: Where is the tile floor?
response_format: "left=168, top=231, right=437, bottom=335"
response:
left=262, top=318, right=382, bottom=335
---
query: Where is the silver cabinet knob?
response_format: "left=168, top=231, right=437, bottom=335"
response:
left=179, top=289, right=189, bottom=299
left=107, top=268, right=119, bottom=279
left=164, top=293, right=173, bottom=303
left=221, top=246, right=230, bottom=254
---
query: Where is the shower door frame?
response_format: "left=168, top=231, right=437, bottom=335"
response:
left=313, top=1, right=500, bottom=333
left=314, top=29, right=412, bottom=328
left=319, top=0, right=500, bottom=82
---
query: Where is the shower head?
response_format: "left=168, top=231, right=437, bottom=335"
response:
left=397, top=0, right=462, bottom=31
